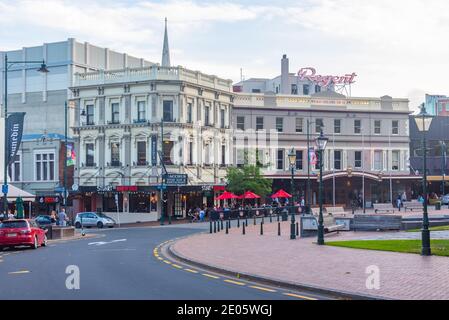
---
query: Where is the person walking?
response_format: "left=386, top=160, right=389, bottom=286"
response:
left=396, top=194, right=402, bottom=211
left=58, top=208, right=67, bottom=227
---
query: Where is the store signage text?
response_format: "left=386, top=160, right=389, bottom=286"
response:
left=297, top=67, right=357, bottom=87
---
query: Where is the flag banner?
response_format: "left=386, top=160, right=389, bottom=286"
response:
left=309, top=147, right=317, bottom=166
left=6, top=112, right=25, bottom=167
left=66, top=143, right=76, bottom=166
left=151, top=135, right=158, bottom=166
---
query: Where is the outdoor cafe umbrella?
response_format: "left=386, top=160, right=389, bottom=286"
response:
left=16, top=197, right=24, bottom=219
left=215, top=191, right=239, bottom=200
left=241, top=191, right=261, bottom=199
left=271, top=189, right=292, bottom=199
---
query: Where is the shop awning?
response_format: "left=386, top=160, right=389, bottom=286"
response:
left=4, top=184, right=35, bottom=201
left=427, top=176, right=449, bottom=182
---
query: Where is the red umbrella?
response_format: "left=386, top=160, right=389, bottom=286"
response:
left=271, top=189, right=292, bottom=199
left=241, top=191, right=261, bottom=199
left=215, top=191, right=239, bottom=200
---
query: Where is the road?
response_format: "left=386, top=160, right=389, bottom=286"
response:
left=0, top=223, right=330, bottom=300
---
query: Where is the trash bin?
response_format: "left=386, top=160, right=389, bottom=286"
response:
left=281, top=208, right=289, bottom=221
left=436, top=202, right=441, bottom=210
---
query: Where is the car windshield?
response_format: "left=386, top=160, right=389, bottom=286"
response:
left=97, top=213, right=110, bottom=219
left=0, top=221, right=28, bottom=229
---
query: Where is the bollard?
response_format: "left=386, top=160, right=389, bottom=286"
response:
left=278, top=222, right=281, bottom=236
left=242, top=222, right=246, bottom=235
left=237, top=217, right=240, bottom=228
left=270, top=215, right=272, bottom=223
left=210, top=220, right=212, bottom=234
left=245, top=217, right=248, bottom=226
left=214, top=221, right=217, bottom=233
left=253, top=215, right=256, bottom=226
left=226, top=221, right=229, bottom=234
left=296, top=222, right=299, bottom=236
left=260, top=222, right=263, bottom=235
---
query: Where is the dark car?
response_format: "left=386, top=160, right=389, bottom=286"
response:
left=35, top=215, right=56, bottom=229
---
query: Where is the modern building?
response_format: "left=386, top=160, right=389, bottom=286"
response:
left=71, top=20, right=234, bottom=222
left=0, top=39, right=153, bottom=214
left=232, top=56, right=416, bottom=207
left=409, top=114, right=449, bottom=196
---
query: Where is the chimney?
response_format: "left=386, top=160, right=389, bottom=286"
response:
left=281, top=54, right=289, bottom=94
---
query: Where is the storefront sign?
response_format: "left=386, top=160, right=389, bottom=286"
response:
left=164, top=174, right=188, bottom=186
left=97, top=185, right=114, bottom=192
left=151, top=136, right=158, bottom=166
left=297, top=67, right=357, bottom=87
left=116, top=186, right=138, bottom=192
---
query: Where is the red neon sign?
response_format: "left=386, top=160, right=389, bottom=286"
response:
left=298, top=67, right=357, bottom=87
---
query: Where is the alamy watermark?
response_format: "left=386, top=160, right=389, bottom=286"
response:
left=365, top=265, right=380, bottom=290
left=65, top=265, right=80, bottom=290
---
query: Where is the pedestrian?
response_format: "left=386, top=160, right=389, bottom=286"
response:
left=199, top=208, right=205, bottom=222
left=50, top=210, right=57, bottom=225
left=8, top=210, right=14, bottom=219
left=58, top=208, right=67, bottom=227
left=396, top=194, right=402, bottom=211
left=401, top=191, right=407, bottom=205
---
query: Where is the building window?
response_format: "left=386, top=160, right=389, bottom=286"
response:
left=111, top=143, right=120, bottom=167
left=35, top=152, right=55, bottom=181
left=8, top=154, right=21, bottom=182
left=334, top=119, right=341, bottom=134
left=315, top=85, right=321, bottom=93
left=111, top=103, right=120, bottom=124
left=256, top=117, right=264, bottom=131
left=291, top=84, right=298, bottom=95
left=354, top=119, right=361, bottom=134
left=220, top=109, right=225, bottom=128
left=315, top=119, right=323, bottom=133
left=187, top=103, right=193, bottom=123
left=252, top=89, right=261, bottom=93
left=137, top=101, right=146, bottom=122
left=163, top=141, right=174, bottom=165
left=137, top=141, right=146, bottom=166
left=277, top=149, right=284, bottom=170
left=187, top=141, right=193, bottom=165
left=296, top=150, right=303, bottom=170
left=392, top=150, right=400, bottom=171
left=205, top=106, right=210, bottom=126
left=303, top=84, right=310, bottom=95
left=236, top=116, right=245, bottom=130
left=354, top=151, right=362, bottom=168
left=276, top=117, right=283, bottom=132
left=86, top=105, right=94, bottom=125
left=374, top=120, right=381, bottom=135
left=296, top=118, right=303, bottom=133
left=221, top=145, right=226, bottom=166
left=374, top=150, right=383, bottom=170
left=334, top=150, right=342, bottom=170
left=163, top=101, right=173, bottom=122
left=86, top=143, right=95, bottom=167
left=392, top=120, right=399, bottom=135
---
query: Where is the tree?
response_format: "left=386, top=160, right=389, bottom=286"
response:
left=226, top=165, right=272, bottom=197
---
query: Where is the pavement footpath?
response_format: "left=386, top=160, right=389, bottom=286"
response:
left=171, top=219, right=449, bottom=300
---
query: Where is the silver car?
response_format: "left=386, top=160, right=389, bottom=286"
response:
left=74, top=212, right=116, bottom=229
left=441, top=194, right=449, bottom=205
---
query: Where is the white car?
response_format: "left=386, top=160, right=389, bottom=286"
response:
left=441, top=194, right=449, bottom=205
left=74, top=212, right=116, bottom=229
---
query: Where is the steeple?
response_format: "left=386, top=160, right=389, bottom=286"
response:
left=161, top=17, right=171, bottom=67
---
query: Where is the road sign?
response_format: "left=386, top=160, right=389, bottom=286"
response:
left=2, top=184, right=8, bottom=194
left=163, top=174, right=188, bottom=186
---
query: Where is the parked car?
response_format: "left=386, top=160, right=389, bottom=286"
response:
left=74, top=212, right=115, bottom=229
left=35, top=215, right=56, bottom=229
left=0, top=219, right=48, bottom=250
left=441, top=194, right=449, bottom=205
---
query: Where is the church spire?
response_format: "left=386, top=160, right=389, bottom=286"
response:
left=161, top=17, right=171, bottom=67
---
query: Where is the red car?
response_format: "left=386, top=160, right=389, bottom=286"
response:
left=0, top=219, right=48, bottom=250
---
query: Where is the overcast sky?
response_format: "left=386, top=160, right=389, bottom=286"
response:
left=1, top=0, right=448, bottom=109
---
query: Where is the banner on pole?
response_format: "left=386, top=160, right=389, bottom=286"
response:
left=309, top=147, right=317, bottom=166
left=66, top=143, right=76, bottom=167
left=6, top=112, right=25, bottom=167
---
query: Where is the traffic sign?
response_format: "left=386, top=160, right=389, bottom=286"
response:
left=2, top=184, right=8, bottom=194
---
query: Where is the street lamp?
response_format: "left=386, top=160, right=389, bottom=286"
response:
left=316, top=130, right=328, bottom=245
left=2, top=55, right=49, bottom=220
left=413, top=103, right=434, bottom=256
left=288, top=148, right=296, bottom=240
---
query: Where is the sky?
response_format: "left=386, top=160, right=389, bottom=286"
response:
left=1, top=0, right=448, bottom=110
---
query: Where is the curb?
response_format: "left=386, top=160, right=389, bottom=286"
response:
left=167, top=235, right=387, bottom=301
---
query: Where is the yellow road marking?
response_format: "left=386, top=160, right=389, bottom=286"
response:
left=283, top=293, right=317, bottom=300
left=249, top=286, right=276, bottom=293
left=8, top=271, right=30, bottom=275
left=163, top=260, right=172, bottom=265
left=224, top=279, right=245, bottom=286
left=185, top=269, right=198, bottom=274
left=172, top=264, right=183, bottom=269
left=202, top=273, right=220, bottom=279
left=157, top=257, right=163, bottom=260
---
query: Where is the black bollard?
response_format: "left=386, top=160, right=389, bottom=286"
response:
left=226, top=221, right=229, bottom=234
left=210, top=220, right=212, bottom=234
left=242, top=222, right=246, bottom=235
left=217, top=220, right=221, bottom=232
left=296, top=222, right=299, bottom=236
left=270, top=214, right=272, bottom=223
left=278, top=222, right=281, bottom=236
left=237, top=217, right=240, bottom=228
left=214, top=221, right=217, bottom=233
left=260, top=222, right=263, bottom=235
left=253, top=216, right=256, bottom=226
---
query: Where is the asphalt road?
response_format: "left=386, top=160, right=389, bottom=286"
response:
left=0, top=223, right=329, bottom=300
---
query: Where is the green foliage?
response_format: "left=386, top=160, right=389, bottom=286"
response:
left=226, top=165, right=272, bottom=197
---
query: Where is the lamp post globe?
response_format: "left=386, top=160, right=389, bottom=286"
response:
left=316, top=131, right=328, bottom=245
left=413, top=103, right=434, bottom=256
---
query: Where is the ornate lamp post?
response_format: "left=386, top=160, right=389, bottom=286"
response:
left=288, top=148, right=297, bottom=240
left=316, top=130, right=328, bottom=245
left=413, top=103, right=434, bottom=256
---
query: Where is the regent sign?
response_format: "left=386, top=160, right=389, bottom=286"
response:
left=297, top=67, right=357, bottom=87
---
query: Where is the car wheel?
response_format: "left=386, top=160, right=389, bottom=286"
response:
left=75, top=222, right=82, bottom=229
left=42, top=235, right=48, bottom=247
left=32, top=236, right=39, bottom=249
left=97, top=221, right=104, bottom=229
